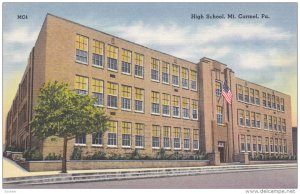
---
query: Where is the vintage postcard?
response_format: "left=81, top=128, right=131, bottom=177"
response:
left=2, top=2, right=298, bottom=192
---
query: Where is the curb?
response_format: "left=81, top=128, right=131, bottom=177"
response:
left=3, top=163, right=297, bottom=185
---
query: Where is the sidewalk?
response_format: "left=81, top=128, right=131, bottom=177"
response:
left=3, top=157, right=297, bottom=185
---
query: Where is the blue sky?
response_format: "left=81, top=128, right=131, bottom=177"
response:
left=2, top=3, right=298, bottom=126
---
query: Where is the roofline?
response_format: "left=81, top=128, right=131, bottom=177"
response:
left=46, top=13, right=197, bottom=65
left=200, top=57, right=228, bottom=67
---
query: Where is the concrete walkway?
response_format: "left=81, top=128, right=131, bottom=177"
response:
left=2, top=157, right=297, bottom=185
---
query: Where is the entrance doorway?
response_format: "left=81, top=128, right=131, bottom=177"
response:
left=218, top=141, right=225, bottom=163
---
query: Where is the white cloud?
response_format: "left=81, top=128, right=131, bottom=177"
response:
left=236, top=49, right=297, bottom=70
left=108, top=21, right=294, bottom=69
left=194, top=22, right=291, bottom=44
left=110, top=21, right=291, bottom=48
left=3, top=27, right=39, bottom=45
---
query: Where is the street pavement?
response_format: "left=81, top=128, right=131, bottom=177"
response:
left=3, top=168, right=297, bottom=189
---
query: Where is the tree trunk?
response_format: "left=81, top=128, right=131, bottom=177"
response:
left=62, top=136, right=68, bottom=173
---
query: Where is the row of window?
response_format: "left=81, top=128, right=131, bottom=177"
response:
left=236, top=85, right=285, bottom=112
left=240, top=135, right=287, bottom=154
left=75, top=121, right=200, bottom=150
left=75, top=75, right=199, bottom=120
left=237, top=110, right=287, bottom=132
left=76, top=34, right=198, bottom=91
left=263, top=115, right=286, bottom=132
left=262, top=92, right=285, bottom=112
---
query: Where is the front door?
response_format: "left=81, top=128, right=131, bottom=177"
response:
left=218, top=141, right=225, bottom=163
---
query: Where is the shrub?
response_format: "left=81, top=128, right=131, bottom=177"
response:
left=70, top=147, right=82, bottom=160
left=168, top=152, right=183, bottom=160
left=108, top=153, right=122, bottom=160
left=44, top=153, right=62, bottom=160
left=5, top=145, right=24, bottom=152
left=156, top=148, right=167, bottom=160
left=23, top=148, right=43, bottom=161
left=130, top=149, right=141, bottom=160
left=92, top=151, right=106, bottom=160
left=194, top=150, right=206, bottom=160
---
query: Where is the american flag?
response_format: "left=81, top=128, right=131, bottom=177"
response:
left=222, top=79, right=232, bottom=104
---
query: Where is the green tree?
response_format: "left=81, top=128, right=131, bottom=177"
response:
left=30, top=81, right=109, bottom=173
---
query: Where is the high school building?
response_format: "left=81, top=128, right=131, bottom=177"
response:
left=5, top=14, right=293, bottom=163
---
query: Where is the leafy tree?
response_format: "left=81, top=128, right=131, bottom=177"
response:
left=30, top=81, right=109, bottom=173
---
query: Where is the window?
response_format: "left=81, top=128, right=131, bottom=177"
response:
left=245, top=111, right=250, bottom=127
left=162, top=61, right=170, bottom=84
left=244, top=87, right=249, bottom=103
left=173, top=127, right=181, bottom=149
left=152, top=125, right=160, bottom=148
left=270, top=138, right=274, bottom=152
left=280, top=98, right=285, bottom=111
left=75, top=75, right=88, bottom=95
left=134, top=88, right=144, bottom=112
left=258, top=137, right=262, bottom=152
left=265, top=137, right=269, bottom=153
left=134, top=53, right=144, bottom=78
left=273, top=117, right=277, bottom=131
left=262, top=92, right=267, bottom=107
left=172, top=64, right=180, bottom=86
left=278, top=118, right=282, bottom=132
left=122, top=122, right=132, bottom=147
left=163, top=126, right=171, bottom=148
left=193, top=129, right=199, bottom=150
left=162, top=93, right=170, bottom=116
left=92, top=79, right=104, bottom=106
left=267, top=94, right=271, bottom=108
left=247, top=135, right=251, bottom=152
left=268, top=115, right=273, bottom=130
left=238, top=110, right=244, bottom=126
left=276, top=96, right=280, bottom=111
left=272, top=95, right=276, bottom=109
left=274, top=138, right=278, bottom=153
left=217, top=106, right=223, bottom=124
left=251, top=112, right=256, bottom=128
left=151, top=58, right=160, bottom=81
left=172, top=95, right=180, bottom=118
left=107, top=121, right=117, bottom=146
left=135, top=123, right=144, bottom=148
left=264, top=114, right=268, bottom=129
left=256, top=113, right=261, bottom=129
left=75, top=34, right=88, bottom=64
left=190, top=70, right=197, bottom=90
left=182, top=67, right=189, bottom=89
left=151, top=91, right=160, bottom=114
left=255, top=90, right=260, bottom=105
left=183, top=128, right=190, bottom=149
left=107, top=82, right=118, bottom=108
left=75, top=133, right=86, bottom=145
left=182, top=97, right=190, bottom=119
left=121, top=85, right=132, bottom=111
left=215, top=81, right=222, bottom=96
left=240, top=135, right=246, bottom=152
left=107, top=45, right=118, bottom=71
left=252, top=136, right=257, bottom=152
left=92, top=40, right=104, bottom=67
left=92, top=132, right=102, bottom=145
left=121, top=49, right=132, bottom=74
left=282, top=119, right=286, bottom=132
left=237, top=85, right=243, bottom=101
left=279, top=139, right=282, bottom=153
left=283, top=139, right=287, bottom=153
left=250, top=89, right=255, bottom=104
left=192, top=100, right=198, bottom=120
